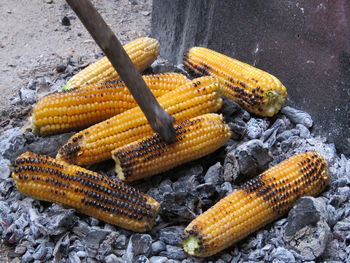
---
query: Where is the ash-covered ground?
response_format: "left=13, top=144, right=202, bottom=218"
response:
left=0, top=58, right=350, bottom=263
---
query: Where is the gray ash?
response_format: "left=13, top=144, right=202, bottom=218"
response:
left=0, top=58, right=350, bottom=263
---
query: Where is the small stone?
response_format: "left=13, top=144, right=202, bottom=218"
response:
left=84, top=227, right=110, bottom=249
left=141, top=11, right=151, bottom=16
left=14, top=245, right=27, bottom=256
left=159, top=226, right=184, bottom=246
left=151, top=240, right=166, bottom=255
left=160, top=245, right=187, bottom=260
left=204, top=162, right=223, bottom=185
left=61, top=16, right=71, bottom=26
left=21, top=251, right=33, bottom=263
left=19, top=86, right=36, bottom=105
left=281, top=106, right=313, bottom=127
left=137, top=255, right=149, bottom=263
left=296, top=124, right=311, bottom=138
left=271, top=247, right=296, bottom=262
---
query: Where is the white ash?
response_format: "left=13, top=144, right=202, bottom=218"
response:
left=0, top=60, right=349, bottom=262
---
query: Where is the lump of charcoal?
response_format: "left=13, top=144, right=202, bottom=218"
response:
left=19, top=85, right=36, bottom=105
left=333, top=218, right=350, bottom=241
left=105, top=254, right=124, bottom=263
left=281, top=106, right=313, bottom=127
left=0, top=158, right=11, bottom=179
left=221, top=98, right=242, bottom=118
left=233, top=139, right=272, bottom=179
left=296, top=124, right=311, bottom=139
left=159, top=245, right=187, bottom=260
left=204, top=162, right=223, bottom=185
left=270, top=247, right=296, bottom=263
left=228, top=118, right=246, bottom=140
left=149, top=256, right=169, bottom=263
left=158, top=226, right=184, bottom=246
left=35, top=204, right=77, bottom=236
left=1, top=128, right=24, bottom=160
left=123, top=234, right=152, bottom=263
left=151, top=241, right=166, bottom=255
left=223, top=151, right=240, bottom=183
left=246, top=118, right=270, bottom=139
left=285, top=197, right=330, bottom=260
left=32, top=243, right=47, bottom=260
left=83, top=227, right=110, bottom=249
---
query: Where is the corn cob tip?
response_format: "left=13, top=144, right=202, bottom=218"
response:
left=183, top=234, right=201, bottom=256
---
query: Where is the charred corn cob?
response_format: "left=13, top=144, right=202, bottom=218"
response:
left=12, top=152, right=159, bottom=232
left=113, top=113, right=231, bottom=182
left=183, top=152, right=329, bottom=257
left=57, top=76, right=223, bottom=166
left=183, top=47, right=287, bottom=117
left=32, top=73, right=189, bottom=136
left=64, top=37, right=160, bottom=90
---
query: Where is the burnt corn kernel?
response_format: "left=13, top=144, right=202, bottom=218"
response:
left=32, top=73, right=189, bottom=136
left=56, top=76, right=223, bottom=166
left=183, top=152, right=329, bottom=257
left=112, top=113, right=232, bottom=182
left=65, top=37, right=160, bottom=89
left=183, top=47, right=288, bottom=117
left=12, top=152, right=160, bottom=232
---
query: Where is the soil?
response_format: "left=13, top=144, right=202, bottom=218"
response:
left=0, top=0, right=152, bottom=115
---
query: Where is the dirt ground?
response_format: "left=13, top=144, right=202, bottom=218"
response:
left=0, top=0, right=152, bottom=115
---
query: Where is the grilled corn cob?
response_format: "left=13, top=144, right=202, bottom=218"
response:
left=113, top=113, right=231, bottom=182
left=183, top=152, right=329, bottom=257
left=32, top=73, right=189, bottom=136
left=12, top=152, right=160, bottom=232
left=183, top=47, right=287, bottom=117
left=57, top=76, right=223, bottom=166
left=64, top=37, right=160, bottom=90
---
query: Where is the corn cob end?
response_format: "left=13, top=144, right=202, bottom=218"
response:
left=263, top=86, right=287, bottom=117
left=183, top=234, right=202, bottom=256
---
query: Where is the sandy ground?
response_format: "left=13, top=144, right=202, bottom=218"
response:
left=0, top=0, right=152, bottom=115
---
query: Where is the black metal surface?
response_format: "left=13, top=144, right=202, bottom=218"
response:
left=152, top=0, right=350, bottom=155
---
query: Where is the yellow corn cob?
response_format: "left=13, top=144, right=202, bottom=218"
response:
left=12, top=152, right=160, bottom=232
left=31, top=73, right=189, bottom=136
left=183, top=152, right=329, bottom=257
left=56, top=76, right=223, bottom=166
left=112, top=113, right=231, bottom=182
left=64, top=37, right=160, bottom=90
left=183, top=47, right=287, bottom=117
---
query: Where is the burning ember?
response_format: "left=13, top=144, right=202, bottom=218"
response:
left=1, top=44, right=350, bottom=263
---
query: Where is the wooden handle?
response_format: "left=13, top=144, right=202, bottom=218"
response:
left=65, top=0, right=176, bottom=143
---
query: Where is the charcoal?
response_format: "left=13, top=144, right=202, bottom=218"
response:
left=228, top=119, right=246, bottom=140
left=19, top=86, right=36, bottom=105
left=14, top=244, right=27, bottom=256
left=220, top=253, right=233, bottom=262
left=114, top=234, right=127, bottom=249
left=160, top=245, right=187, bottom=260
left=261, top=119, right=286, bottom=142
left=204, top=162, right=223, bottom=185
left=0, top=128, right=24, bottom=158
left=333, top=218, right=350, bottom=241
left=32, top=243, right=47, bottom=260
left=149, top=256, right=169, bottom=263
left=159, top=226, right=184, bottom=246
left=104, top=254, right=122, bottom=263
left=223, top=151, right=240, bottom=183
left=86, top=217, right=100, bottom=226
left=68, top=252, right=81, bottom=263
left=83, top=227, right=110, bottom=249
left=151, top=241, right=166, bottom=255
left=217, top=182, right=233, bottom=197
left=285, top=197, right=330, bottom=260
left=220, top=98, right=242, bottom=118
left=195, top=183, right=217, bottom=199
left=123, top=234, right=152, bottom=263
left=246, top=118, right=270, bottom=139
left=247, top=249, right=265, bottom=261
left=136, top=255, right=150, bottom=263
left=76, top=251, right=87, bottom=258
left=21, top=251, right=34, bottom=263
left=281, top=106, right=313, bottom=127
left=35, top=205, right=77, bottom=236
left=53, top=234, right=70, bottom=258
left=270, top=247, right=296, bottom=263
left=296, top=124, right=311, bottom=139
left=0, top=158, right=11, bottom=179
left=72, top=221, right=90, bottom=238
left=276, top=130, right=293, bottom=142
left=234, top=139, right=272, bottom=178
